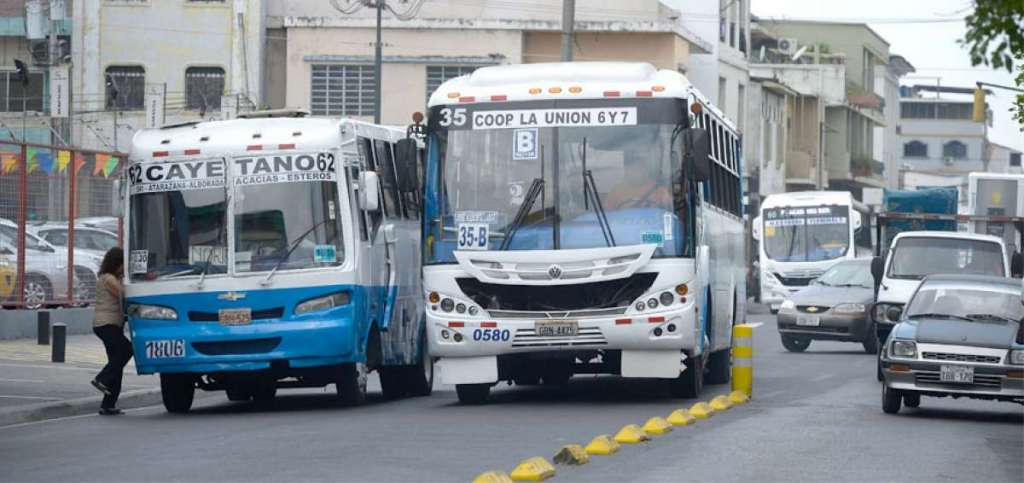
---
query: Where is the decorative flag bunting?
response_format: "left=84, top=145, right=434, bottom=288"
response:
left=57, top=150, right=70, bottom=172
left=92, top=154, right=105, bottom=176
left=1, top=153, right=18, bottom=174
left=102, top=155, right=119, bottom=178
left=26, top=148, right=38, bottom=173
left=36, top=151, right=54, bottom=174
left=73, top=152, right=86, bottom=174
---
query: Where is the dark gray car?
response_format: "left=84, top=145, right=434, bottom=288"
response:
left=776, top=258, right=877, bottom=353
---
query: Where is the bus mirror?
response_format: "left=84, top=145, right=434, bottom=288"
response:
left=752, top=216, right=762, bottom=241
left=394, top=138, right=419, bottom=193
left=852, top=210, right=862, bottom=230
left=112, top=179, right=124, bottom=217
left=871, top=256, right=884, bottom=289
left=359, top=171, right=381, bottom=213
left=683, top=128, right=711, bottom=182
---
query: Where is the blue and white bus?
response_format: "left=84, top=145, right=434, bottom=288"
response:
left=124, top=114, right=430, bottom=412
left=402, top=62, right=745, bottom=403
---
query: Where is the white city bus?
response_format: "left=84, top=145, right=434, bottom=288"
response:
left=753, top=191, right=872, bottom=313
left=408, top=62, right=745, bottom=404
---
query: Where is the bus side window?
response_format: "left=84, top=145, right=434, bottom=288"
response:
left=360, top=137, right=384, bottom=236
left=348, top=165, right=368, bottom=241
left=373, top=139, right=402, bottom=219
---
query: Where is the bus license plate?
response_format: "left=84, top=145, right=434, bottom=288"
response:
left=796, top=315, right=820, bottom=327
left=535, top=320, right=578, bottom=337
left=940, top=365, right=974, bottom=384
left=219, top=308, right=252, bottom=326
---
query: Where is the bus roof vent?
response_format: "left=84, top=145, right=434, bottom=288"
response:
left=237, top=109, right=310, bottom=119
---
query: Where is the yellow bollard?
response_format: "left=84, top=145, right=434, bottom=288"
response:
left=731, top=323, right=754, bottom=397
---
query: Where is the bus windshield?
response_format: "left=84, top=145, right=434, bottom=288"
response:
left=762, top=205, right=850, bottom=262
left=427, top=98, right=689, bottom=263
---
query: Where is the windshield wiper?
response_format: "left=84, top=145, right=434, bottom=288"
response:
left=261, top=218, right=333, bottom=286
left=581, top=138, right=616, bottom=247
left=500, top=177, right=545, bottom=251
left=965, top=313, right=1016, bottom=323
left=812, top=279, right=831, bottom=287
left=907, top=312, right=973, bottom=322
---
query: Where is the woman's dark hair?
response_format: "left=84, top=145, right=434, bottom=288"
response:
left=99, top=247, right=124, bottom=276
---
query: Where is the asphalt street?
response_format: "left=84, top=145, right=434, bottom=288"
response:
left=1, top=313, right=1021, bottom=482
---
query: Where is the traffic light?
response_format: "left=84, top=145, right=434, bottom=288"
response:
left=12, top=59, right=28, bottom=87
left=972, top=85, right=986, bottom=122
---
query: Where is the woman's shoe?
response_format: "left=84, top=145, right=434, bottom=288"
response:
left=98, top=408, right=123, bottom=416
left=91, top=379, right=112, bottom=396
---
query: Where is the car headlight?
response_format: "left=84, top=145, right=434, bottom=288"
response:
left=833, top=303, right=866, bottom=314
left=127, top=303, right=178, bottom=320
left=295, top=291, right=350, bottom=315
left=891, top=340, right=917, bottom=358
left=780, top=299, right=795, bottom=311
left=1010, top=350, right=1024, bottom=365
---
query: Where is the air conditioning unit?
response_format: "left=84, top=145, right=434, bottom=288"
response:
left=777, top=38, right=798, bottom=55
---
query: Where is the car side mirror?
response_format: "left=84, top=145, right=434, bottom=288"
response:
left=394, top=138, right=419, bottom=193
left=851, top=210, right=863, bottom=230
left=359, top=171, right=380, bottom=213
left=751, top=215, right=762, bottom=241
left=871, top=256, right=884, bottom=291
left=886, top=306, right=903, bottom=322
left=682, top=128, right=711, bottom=183
left=1012, top=252, right=1022, bottom=278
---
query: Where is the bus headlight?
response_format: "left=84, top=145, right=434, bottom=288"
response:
left=127, top=303, right=178, bottom=321
left=659, top=292, right=674, bottom=306
left=440, top=298, right=455, bottom=312
left=295, top=291, right=350, bottom=315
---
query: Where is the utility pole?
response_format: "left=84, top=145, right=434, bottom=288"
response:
left=560, top=0, right=575, bottom=62
left=374, top=0, right=383, bottom=124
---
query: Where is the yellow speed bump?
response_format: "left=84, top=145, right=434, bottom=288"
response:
left=709, top=395, right=732, bottom=412
left=553, top=444, right=589, bottom=465
left=689, top=402, right=715, bottom=419
left=509, top=457, right=556, bottom=481
left=667, top=408, right=696, bottom=426
left=641, top=416, right=673, bottom=435
left=473, top=471, right=514, bottom=483
left=584, top=435, right=621, bottom=455
left=728, top=390, right=750, bottom=405
left=613, top=424, right=650, bottom=444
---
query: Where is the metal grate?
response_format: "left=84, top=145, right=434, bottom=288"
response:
left=192, top=337, right=282, bottom=356
left=426, top=65, right=477, bottom=103
left=511, top=327, right=607, bottom=348
left=106, top=66, right=145, bottom=110
left=922, top=352, right=1002, bottom=364
left=185, top=67, right=225, bottom=111
left=489, top=306, right=628, bottom=320
left=310, top=64, right=376, bottom=116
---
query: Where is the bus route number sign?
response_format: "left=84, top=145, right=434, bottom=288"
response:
left=458, top=223, right=489, bottom=250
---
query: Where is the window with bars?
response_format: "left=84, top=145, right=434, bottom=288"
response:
left=310, top=64, right=376, bottom=116
left=105, top=66, right=145, bottom=110
left=903, top=140, right=927, bottom=158
left=186, top=67, right=225, bottom=111
left=426, top=66, right=478, bottom=103
left=942, top=140, right=967, bottom=159
left=0, top=71, right=44, bottom=112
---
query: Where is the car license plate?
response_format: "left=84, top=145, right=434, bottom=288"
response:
left=796, top=315, right=820, bottom=327
left=535, top=320, right=578, bottom=337
left=218, top=308, right=252, bottom=326
left=940, top=365, right=974, bottom=384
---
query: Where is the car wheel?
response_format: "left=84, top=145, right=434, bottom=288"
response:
left=780, top=335, right=811, bottom=353
left=336, top=362, right=368, bottom=406
left=160, top=373, right=196, bottom=413
left=903, top=392, right=920, bottom=408
left=23, top=276, right=51, bottom=310
left=455, top=383, right=490, bottom=404
left=881, top=383, right=901, bottom=414
left=876, top=356, right=884, bottom=382
left=862, top=325, right=879, bottom=354
left=770, top=308, right=779, bottom=315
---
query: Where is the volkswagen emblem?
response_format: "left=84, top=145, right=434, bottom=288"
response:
left=218, top=291, right=246, bottom=302
left=547, top=265, right=564, bottom=279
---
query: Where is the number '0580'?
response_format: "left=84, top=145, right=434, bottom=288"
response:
left=472, top=329, right=510, bottom=342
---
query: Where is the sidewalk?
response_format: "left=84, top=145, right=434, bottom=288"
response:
left=0, top=334, right=162, bottom=426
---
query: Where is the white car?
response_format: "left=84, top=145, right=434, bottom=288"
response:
left=0, top=220, right=101, bottom=308
left=28, top=222, right=116, bottom=263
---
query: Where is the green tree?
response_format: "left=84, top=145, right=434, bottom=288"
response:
left=961, top=0, right=1024, bottom=129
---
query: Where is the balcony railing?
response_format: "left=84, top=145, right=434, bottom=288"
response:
left=851, top=157, right=885, bottom=178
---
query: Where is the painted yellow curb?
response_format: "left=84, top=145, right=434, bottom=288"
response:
left=728, top=390, right=750, bottom=405
left=553, top=444, right=589, bottom=466
left=667, top=408, right=696, bottom=426
left=473, top=471, right=514, bottom=483
left=689, top=402, right=715, bottom=419
left=641, top=416, right=673, bottom=435
left=613, top=424, right=650, bottom=444
left=584, top=435, right=621, bottom=455
left=709, top=395, right=732, bottom=411
left=509, top=457, right=556, bottom=481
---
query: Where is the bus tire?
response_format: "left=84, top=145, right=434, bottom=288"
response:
left=705, top=349, right=731, bottom=384
left=670, top=352, right=703, bottom=399
left=251, top=382, right=277, bottom=403
left=455, top=383, right=490, bottom=405
left=379, top=366, right=407, bottom=400
left=404, top=331, right=434, bottom=397
left=336, top=362, right=367, bottom=406
left=160, top=373, right=195, bottom=413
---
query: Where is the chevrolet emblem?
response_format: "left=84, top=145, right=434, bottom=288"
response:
left=807, top=307, right=819, bottom=313
left=218, top=291, right=246, bottom=301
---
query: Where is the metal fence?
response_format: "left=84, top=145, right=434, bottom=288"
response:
left=0, top=140, right=124, bottom=309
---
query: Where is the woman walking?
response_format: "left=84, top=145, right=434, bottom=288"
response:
left=90, top=247, right=133, bottom=415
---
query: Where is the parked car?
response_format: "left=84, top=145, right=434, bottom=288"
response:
left=777, top=258, right=877, bottom=353
left=0, top=221, right=99, bottom=308
left=0, top=251, right=14, bottom=302
left=75, top=216, right=120, bottom=234
left=27, top=222, right=115, bottom=262
left=880, top=274, right=1024, bottom=414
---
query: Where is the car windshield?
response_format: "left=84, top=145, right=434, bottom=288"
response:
left=127, top=159, right=228, bottom=281
left=906, top=286, right=1023, bottom=322
left=426, top=98, right=691, bottom=263
left=0, top=225, right=53, bottom=252
left=888, top=237, right=1004, bottom=279
left=762, top=205, right=850, bottom=262
left=814, top=260, right=872, bottom=288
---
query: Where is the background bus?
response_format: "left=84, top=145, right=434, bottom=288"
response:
left=753, top=191, right=872, bottom=313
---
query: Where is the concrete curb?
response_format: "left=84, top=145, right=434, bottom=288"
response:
left=0, top=388, right=163, bottom=427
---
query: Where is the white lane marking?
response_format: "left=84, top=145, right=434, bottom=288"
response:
left=759, top=390, right=783, bottom=399
left=0, top=378, right=46, bottom=383
left=745, top=322, right=764, bottom=328
left=810, top=374, right=832, bottom=383
left=0, top=362, right=98, bottom=372
left=0, top=395, right=61, bottom=400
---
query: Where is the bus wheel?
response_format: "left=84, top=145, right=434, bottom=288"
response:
left=455, top=383, right=490, bottom=405
left=670, top=352, right=703, bottom=399
left=336, top=362, right=367, bottom=406
left=705, top=349, right=731, bottom=384
left=404, top=332, right=434, bottom=397
left=379, top=366, right=407, bottom=400
left=160, top=373, right=195, bottom=413
left=251, top=382, right=277, bottom=403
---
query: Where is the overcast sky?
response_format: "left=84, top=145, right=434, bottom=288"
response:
left=670, top=0, right=1023, bottom=153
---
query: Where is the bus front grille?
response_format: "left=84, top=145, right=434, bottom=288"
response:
left=511, top=327, right=607, bottom=348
